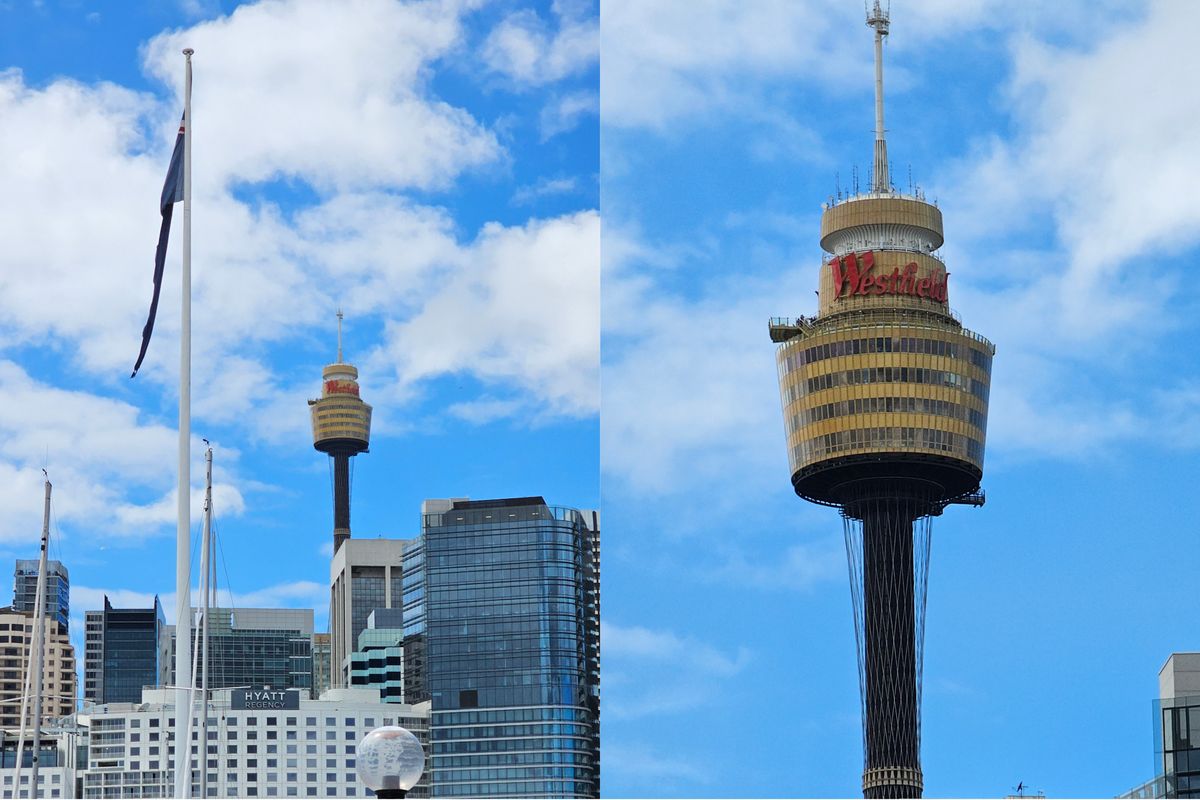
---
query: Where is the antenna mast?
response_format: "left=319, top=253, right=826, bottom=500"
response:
left=336, top=309, right=344, bottom=363
left=867, top=0, right=891, bottom=193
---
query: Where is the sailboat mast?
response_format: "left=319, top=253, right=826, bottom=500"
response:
left=29, top=478, right=51, bottom=796
left=200, top=447, right=213, bottom=800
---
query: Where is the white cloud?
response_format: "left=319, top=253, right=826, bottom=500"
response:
left=539, top=90, right=597, bottom=140
left=482, top=1, right=598, bottom=86
left=380, top=211, right=600, bottom=416
left=73, top=579, right=328, bottom=626
left=144, top=0, right=500, bottom=192
left=511, top=175, right=579, bottom=206
left=0, top=361, right=245, bottom=543
left=602, top=621, right=751, bottom=719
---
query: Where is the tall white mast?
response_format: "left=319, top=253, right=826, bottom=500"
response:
left=200, top=447, right=213, bottom=800
left=173, top=46, right=195, bottom=800
left=28, top=478, right=51, bottom=797
left=867, top=0, right=891, bottom=193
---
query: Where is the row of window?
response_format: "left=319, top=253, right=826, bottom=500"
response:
left=792, top=426, right=985, bottom=463
left=787, top=395, right=987, bottom=433
left=791, top=366, right=989, bottom=403
left=780, top=334, right=993, bottom=373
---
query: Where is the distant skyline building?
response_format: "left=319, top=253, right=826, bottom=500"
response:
left=312, top=632, right=332, bottom=699
left=767, top=5, right=992, bottom=797
left=349, top=608, right=405, bottom=703
left=0, top=606, right=75, bottom=729
left=78, top=686, right=430, bottom=799
left=13, top=558, right=69, bottom=633
left=419, top=496, right=600, bottom=798
left=83, top=595, right=168, bottom=705
left=329, top=537, right=415, bottom=690
left=309, top=310, right=373, bottom=556
left=165, top=608, right=314, bottom=693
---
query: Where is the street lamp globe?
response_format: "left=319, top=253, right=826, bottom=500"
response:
left=356, top=725, right=425, bottom=798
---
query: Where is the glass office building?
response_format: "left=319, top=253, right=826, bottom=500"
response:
left=167, top=608, right=314, bottom=692
left=13, top=558, right=69, bottom=633
left=95, top=596, right=166, bottom=704
left=419, top=497, right=600, bottom=798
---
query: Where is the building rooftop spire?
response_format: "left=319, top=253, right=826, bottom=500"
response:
left=867, top=0, right=891, bottom=193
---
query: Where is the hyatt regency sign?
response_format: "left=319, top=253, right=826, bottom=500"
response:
left=232, top=688, right=300, bottom=710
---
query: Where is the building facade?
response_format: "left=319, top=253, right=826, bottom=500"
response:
left=348, top=610, right=404, bottom=703
left=84, top=596, right=168, bottom=706
left=78, top=687, right=430, bottom=799
left=419, top=497, right=600, bottom=798
left=165, top=608, right=314, bottom=693
left=0, top=607, right=76, bottom=729
left=0, top=726, right=81, bottom=799
left=329, top=538, right=418, bottom=689
left=312, top=634, right=332, bottom=700
left=13, top=559, right=69, bottom=633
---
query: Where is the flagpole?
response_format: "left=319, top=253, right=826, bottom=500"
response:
left=173, top=46, right=195, bottom=800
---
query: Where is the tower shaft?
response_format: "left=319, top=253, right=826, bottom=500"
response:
left=861, top=500, right=921, bottom=798
left=333, top=453, right=351, bottom=551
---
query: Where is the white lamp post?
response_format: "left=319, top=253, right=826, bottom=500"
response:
left=356, top=726, right=425, bottom=799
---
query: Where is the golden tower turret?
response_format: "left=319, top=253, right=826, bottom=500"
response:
left=769, top=3, right=994, bottom=797
left=309, top=310, right=372, bottom=554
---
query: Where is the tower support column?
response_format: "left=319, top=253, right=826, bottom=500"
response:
left=858, top=494, right=922, bottom=799
left=333, top=453, right=351, bottom=552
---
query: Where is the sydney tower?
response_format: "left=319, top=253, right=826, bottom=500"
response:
left=769, top=3, right=994, bottom=796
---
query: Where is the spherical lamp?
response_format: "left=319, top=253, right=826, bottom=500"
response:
left=355, top=726, right=425, bottom=798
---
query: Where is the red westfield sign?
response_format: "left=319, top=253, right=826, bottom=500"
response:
left=324, top=380, right=360, bottom=397
left=830, top=251, right=948, bottom=303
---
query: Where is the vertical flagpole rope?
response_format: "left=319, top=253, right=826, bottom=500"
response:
left=173, top=46, right=195, bottom=800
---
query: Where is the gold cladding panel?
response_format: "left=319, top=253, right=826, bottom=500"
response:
left=820, top=197, right=944, bottom=250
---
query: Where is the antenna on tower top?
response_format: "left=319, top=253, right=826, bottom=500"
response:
left=336, top=308, right=344, bottom=363
left=867, top=0, right=891, bottom=193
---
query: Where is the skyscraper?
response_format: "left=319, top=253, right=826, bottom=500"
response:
left=13, top=558, right=69, bottom=633
left=165, top=607, right=314, bottom=692
left=767, top=4, right=993, bottom=797
left=419, top=497, right=600, bottom=798
left=0, top=606, right=75, bottom=728
left=329, top=537, right=416, bottom=690
left=349, top=608, right=405, bottom=702
left=83, top=596, right=168, bottom=705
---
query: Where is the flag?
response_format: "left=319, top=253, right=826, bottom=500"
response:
left=131, top=113, right=186, bottom=377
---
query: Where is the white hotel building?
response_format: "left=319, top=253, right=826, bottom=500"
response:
left=78, top=687, right=429, bottom=799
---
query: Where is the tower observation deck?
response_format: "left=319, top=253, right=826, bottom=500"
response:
left=309, top=310, right=372, bottom=555
left=769, top=3, right=994, bottom=797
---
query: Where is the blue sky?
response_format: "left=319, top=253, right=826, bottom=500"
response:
left=601, top=0, right=1200, bottom=797
left=0, top=0, right=597, bottom=711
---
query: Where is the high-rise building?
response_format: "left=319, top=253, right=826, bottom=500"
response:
left=83, top=596, right=167, bottom=705
left=165, top=608, right=314, bottom=693
left=349, top=609, right=405, bottom=703
left=312, top=632, right=332, bottom=699
left=309, top=310, right=372, bottom=556
left=1120, top=653, right=1200, bottom=799
left=419, top=497, right=600, bottom=798
left=0, top=607, right=75, bottom=728
left=767, top=5, right=993, bottom=797
left=77, top=686, right=431, bottom=799
left=0, top=725, right=82, bottom=799
left=329, top=537, right=417, bottom=690
left=13, top=559, right=69, bottom=633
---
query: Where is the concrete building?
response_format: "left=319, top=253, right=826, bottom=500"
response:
left=13, top=559, right=69, bottom=633
left=329, top=537, right=419, bottom=689
left=165, top=608, right=314, bottom=693
left=0, top=726, right=82, bottom=799
left=77, top=687, right=430, bottom=799
left=83, top=597, right=167, bottom=706
left=1117, top=653, right=1200, bottom=799
left=311, top=634, right=332, bottom=700
left=0, top=607, right=75, bottom=729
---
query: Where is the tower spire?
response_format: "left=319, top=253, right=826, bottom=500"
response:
left=336, top=308, right=344, bottom=363
left=867, top=0, right=891, bottom=193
